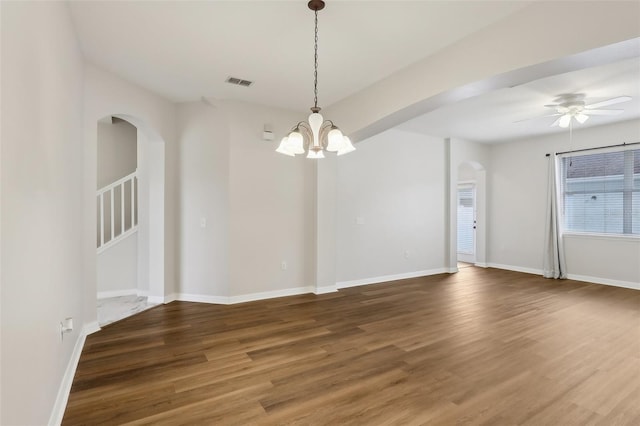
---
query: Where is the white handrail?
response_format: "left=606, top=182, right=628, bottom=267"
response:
left=97, top=171, right=138, bottom=251
left=97, top=170, right=138, bottom=196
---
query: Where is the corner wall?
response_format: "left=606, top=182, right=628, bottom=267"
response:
left=1, top=2, right=85, bottom=424
left=176, top=100, right=317, bottom=301
left=227, top=101, right=316, bottom=298
left=488, top=119, right=640, bottom=287
left=335, top=129, right=447, bottom=285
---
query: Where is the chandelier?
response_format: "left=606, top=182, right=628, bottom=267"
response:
left=276, top=0, right=355, bottom=158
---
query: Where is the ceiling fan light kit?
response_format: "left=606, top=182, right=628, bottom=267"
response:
left=544, top=93, right=631, bottom=128
left=276, top=0, right=355, bottom=159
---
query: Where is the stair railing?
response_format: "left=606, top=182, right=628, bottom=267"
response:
left=97, top=171, right=138, bottom=253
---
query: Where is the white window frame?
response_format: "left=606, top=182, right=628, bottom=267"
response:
left=558, top=146, right=639, bottom=239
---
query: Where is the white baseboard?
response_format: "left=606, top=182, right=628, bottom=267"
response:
left=97, top=289, right=139, bottom=299
left=566, top=274, right=640, bottom=290
left=487, top=263, right=543, bottom=276
left=163, top=293, right=177, bottom=303
left=487, top=263, right=638, bottom=291
left=175, top=293, right=228, bottom=304
left=474, top=262, right=488, bottom=268
left=49, top=321, right=101, bottom=426
left=314, top=285, right=337, bottom=295
left=83, top=321, right=101, bottom=335
left=174, top=286, right=321, bottom=305
left=147, top=293, right=177, bottom=305
left=228, top=286, right=315, bottom=304
left=336, top=268, right=449, bottom=289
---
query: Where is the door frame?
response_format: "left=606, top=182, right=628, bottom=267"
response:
left=457, top=181, right=476, bottom=264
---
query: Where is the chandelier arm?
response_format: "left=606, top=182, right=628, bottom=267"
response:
left=296, top=122, right=314, bottom=149
left=317, top=121, right=334, bottom=145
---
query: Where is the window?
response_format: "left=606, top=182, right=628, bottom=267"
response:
left=560, top=148, right=639, bottom=235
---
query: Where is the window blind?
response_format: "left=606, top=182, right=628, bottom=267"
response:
left=560, top=148, right=639, bottom=235
left=457, top=186, right=475, bottom=254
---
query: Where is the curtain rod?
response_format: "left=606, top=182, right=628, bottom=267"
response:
left=544, top=141, right=640, bottom=157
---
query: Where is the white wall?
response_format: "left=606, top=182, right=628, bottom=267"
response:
left=177, top=101, right=230, bottom=299
left=175, top=100, right=316, bottom=301
left=97, top=119, right=137, bottom=188
left=227, top=101, right=316, bottom=298
left=97, top=234, right=138, bottom=296
left=335, top=129, right=446, bottom=284
left=1, top=2, right=85, bottom=424
left=489, top=119, right=640, bottom=287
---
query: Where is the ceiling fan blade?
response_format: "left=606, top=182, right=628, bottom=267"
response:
left=513, top=113, right=560, bottom=123
left=585, top=96, right=631, bottom=109
left=550, top=117, right=562, bottom=127
left=585, top=109, right=624, bottom=115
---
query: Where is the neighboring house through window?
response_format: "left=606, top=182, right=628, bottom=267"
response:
left=560, top=148, right=639, bottom=235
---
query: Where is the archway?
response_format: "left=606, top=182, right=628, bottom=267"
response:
left=95, top=114, right=166, bottom=324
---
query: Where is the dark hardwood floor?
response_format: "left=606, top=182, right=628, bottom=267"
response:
left=63, top=267, right=640, bottom=425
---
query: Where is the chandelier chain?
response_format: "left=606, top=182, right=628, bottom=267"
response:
left=314, top=10, right=318, bottom=109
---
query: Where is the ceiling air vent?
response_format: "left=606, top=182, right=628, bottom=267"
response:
left=226, top=76, right=253, bottom=87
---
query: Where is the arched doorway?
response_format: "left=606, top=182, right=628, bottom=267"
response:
left=95, top=114, right=166, bottom=325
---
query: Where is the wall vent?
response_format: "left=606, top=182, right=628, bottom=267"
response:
left=226, top=76, right=253, bottom=87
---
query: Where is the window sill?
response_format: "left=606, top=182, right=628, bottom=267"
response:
left=563, top=232, right=640, bottom=242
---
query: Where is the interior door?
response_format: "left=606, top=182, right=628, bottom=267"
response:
left=457, top=184, right=476, bottom=264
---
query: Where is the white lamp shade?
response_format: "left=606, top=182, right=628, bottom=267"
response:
left=287, top=131, right=305, bottom=154
left=326, top=128, right=344, bottom=152
left=575, top=113, right=589, bottom=124
left=336, top=136, right=356, bottom=156
left=307, top=149, right=325, bottom=159
left=308, top=112, right=323, bottom=149
left=559, top=114, right=572, bottom=128
left=276, top=137, right=295, bottom=156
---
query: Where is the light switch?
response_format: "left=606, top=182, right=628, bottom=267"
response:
left=200, top=217, right=207, bottom=228
left=356, top=217, right=365, bottom=225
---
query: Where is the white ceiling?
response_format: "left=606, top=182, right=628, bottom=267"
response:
left=68, top=0, right=531, bottom=112
left=68, top=1, right=640, bottom=143
left=397, top=57, right=640, bottom=143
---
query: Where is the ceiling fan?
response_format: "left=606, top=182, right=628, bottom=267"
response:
left=518, top=93, right=631, bottom=128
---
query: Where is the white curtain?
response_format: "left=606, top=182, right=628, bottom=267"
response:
left=543, top=155, right=567, bottom=279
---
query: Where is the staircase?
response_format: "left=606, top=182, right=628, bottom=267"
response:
left=97, top=171, right=138, bottom=253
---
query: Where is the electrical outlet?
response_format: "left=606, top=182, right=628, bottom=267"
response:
left=281, top=261, right=287, bottom=270
left=200, top=217, right=207, bottom=228
left=404, top=250, right=410, bottom=259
